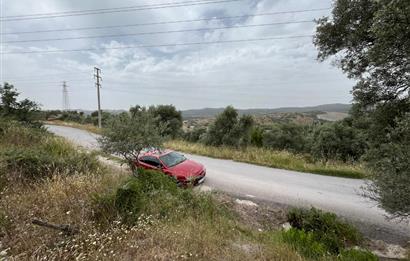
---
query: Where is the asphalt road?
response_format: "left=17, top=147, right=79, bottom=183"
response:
left=47, top=125, right=410, bottom=244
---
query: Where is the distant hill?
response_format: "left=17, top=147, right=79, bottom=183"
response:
left=181, top=103, right=352, bottom=119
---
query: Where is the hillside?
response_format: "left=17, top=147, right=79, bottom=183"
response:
left=181, top=103, right=351, bottom=119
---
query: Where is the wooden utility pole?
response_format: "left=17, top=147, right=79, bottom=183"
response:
left=94, top=67, right=102, bottom=128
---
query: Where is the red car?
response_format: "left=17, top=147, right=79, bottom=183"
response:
left=135, top=149, right=206, bottom=186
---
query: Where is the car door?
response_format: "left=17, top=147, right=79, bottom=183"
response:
left=139, top=156, right=162, bottom=170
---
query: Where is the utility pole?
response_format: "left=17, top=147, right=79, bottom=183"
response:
left=62, top=81, right=70, bottom=111
left=94, top=67, right=102, bottom=128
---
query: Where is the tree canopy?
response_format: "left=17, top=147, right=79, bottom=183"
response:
left=204, top=106, right=254, bottom=147
left=0, top=83, right=40, bottom=125
left=99, top=107, right=164, bottom=174
left=315, top=0, right=409, bottom=106
left=148, top=105, right=183, bottom=138
left=314, top=0, right=410, bottom=218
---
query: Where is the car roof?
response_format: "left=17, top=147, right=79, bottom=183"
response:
left=140, top=148, right=173, bottom=157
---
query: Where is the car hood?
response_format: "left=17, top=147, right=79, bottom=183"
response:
left=167, top=159, right=204, bottom=178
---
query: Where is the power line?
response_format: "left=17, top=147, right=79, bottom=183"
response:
left=4, top=79, right=92, bottom=84
left=0, top=0, right=241, bottom=21
left=2, top=0, right=223, bottom=18
left=2, top=71, right=90, bottom=80
left=3, top=8, right=329, bottom=35
left=2, top=35, right=313, bottom=54
left=4, top=20, right=315, bottom=44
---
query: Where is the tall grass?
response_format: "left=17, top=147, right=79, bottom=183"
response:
left=0, top=120, right=104, bottom=182
left=0, top=164, right=305, bottom=260
left=165, top=140, right=366, bottom=179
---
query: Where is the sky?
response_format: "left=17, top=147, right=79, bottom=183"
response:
left=0, top=0, right=354, bottom=111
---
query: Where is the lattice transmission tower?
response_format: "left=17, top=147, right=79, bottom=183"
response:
left=62, top=81, right=70, bottom=111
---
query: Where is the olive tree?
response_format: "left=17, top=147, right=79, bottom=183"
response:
left=148, top=105, right=183, bottom=138
left=99, top=107, right=164, bottom=175
left=204, top=106, right=254, bottom=147
left=314, top=0, right=410, bottom=218
left=0, top=83, right=40, bottom=125
left=365, top=114, right=410, bottom=219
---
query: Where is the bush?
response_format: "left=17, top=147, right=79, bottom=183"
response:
left=262, top=123, right=308, bottom=153
left=338, top=249, right=378, bottom=261
left=184, top=127, right=207, bottom=143
left=287, top=208, right=362, bottom=254
left=250, top=127, right=263, bottom=147
left=114, top=180, right=145, bottom=224
left=1, top=145, right=101, bottom=181
left=282, top=228, right=328, bottom=259
left=136, top=169, right=178, bottom=195
left=94, top=169, right=229, bottom=226
left=0, top=121, right=103, bottom=181
left=310, top=121, right=367, bottom=162
left=0, top=119, right=45, bottom=146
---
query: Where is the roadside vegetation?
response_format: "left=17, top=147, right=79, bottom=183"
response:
left=2, top=0, right=408, bottom=256
left=0, top=107, right=376, bottom=260
left=0, top=84, right=383, bottom=260
left=165, top=140, right=365, bottom=179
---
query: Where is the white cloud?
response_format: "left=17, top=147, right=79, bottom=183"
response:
left=1, top=0, right=354, bottom=110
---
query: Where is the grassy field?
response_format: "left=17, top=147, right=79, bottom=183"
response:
left=165, top=140, right=367, bottom=179
left=0, top=120, right=378, bottom=260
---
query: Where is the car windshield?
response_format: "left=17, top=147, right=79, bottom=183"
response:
left=160, top=152, right=186, bottom=167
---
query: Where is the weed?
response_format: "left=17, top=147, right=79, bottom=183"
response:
left=287, top=208, right=362, bottom=253
left=338, top=249, right=378, bottom=261
left=0, top=122, right=104, bottom=182
left=282, top=228, right=328, bottom=259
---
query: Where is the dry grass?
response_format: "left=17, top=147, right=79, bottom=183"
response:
left=0, top=165, right=308, bottom=260
left=0, top=122, right=368, bottom=260
left=165, top=140, right=367, bottom=179
left=44, top=120, right=102, bottom=134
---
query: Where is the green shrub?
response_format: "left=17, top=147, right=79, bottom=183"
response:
left=287, top=208, right=362, bottom=254
left=101, top=170, right=180, bottom=225
left=92, top=193, right=118, bottom=227
left=309, top=120, right=367, bottom=162
left=0, top=120, right=45, bottom=147
left=0, top=146, right=102, bottom=181
left=204, top=106, right=254, bottom=147
left=0, top=122, right=103, bottom=181
left=137, top=169, right=178, bottom=195
left=115, top=180, right=145, bottom=224
left=94, top=169, right=229, bottom=226
left=183, top=127, right=207, bottom=143
left=338, top=249, right=378, bottom=261
left=282, top=228, right=328, bottom=259
left=262, top=123, right=308, bottom=153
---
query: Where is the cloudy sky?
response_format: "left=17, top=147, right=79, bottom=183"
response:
left=0, top=0, right=353, bottom=110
